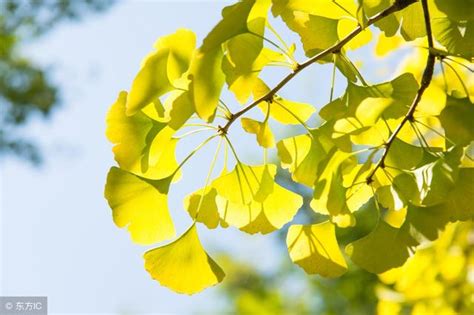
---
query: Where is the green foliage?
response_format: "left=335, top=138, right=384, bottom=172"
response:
left=104, top=0, right=474, bottom=294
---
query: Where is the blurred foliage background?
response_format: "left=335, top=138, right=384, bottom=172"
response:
left=0, top=0, right=114, bottom=163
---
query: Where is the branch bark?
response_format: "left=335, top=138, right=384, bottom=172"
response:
left=220, top=0, right=418, bottom=134
left=366, top=0, right=435, bottom=183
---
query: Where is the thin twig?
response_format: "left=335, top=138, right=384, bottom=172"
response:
left=219, top=0, right=418, bottom=134
left=366, top=0, right=436, bottom=183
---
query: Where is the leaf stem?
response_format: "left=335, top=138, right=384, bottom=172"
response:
left=194, top=137, right=223, bottom=218
left=220, top=0, right=417, bottom=135
left=366, top=0, right=435, bottom=183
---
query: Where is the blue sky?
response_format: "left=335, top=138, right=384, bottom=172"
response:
left=0, top=1, right=403, bottom=313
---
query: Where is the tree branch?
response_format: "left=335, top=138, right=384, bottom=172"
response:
left=366, top=0, right=435, bottom=183
left=219, top=0, right=418, bottom=134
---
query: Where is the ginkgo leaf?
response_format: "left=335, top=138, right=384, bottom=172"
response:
left=434, top=0, right=474, bottom=21
left=104, top=167, right=175, bottom=245
left=337, top=18, right=372, bottom=50
left=191, top=0, right=271, bottom=120
left=376, top=185, right=406, bottom=212
left=310, top=149, right=356, bottom=216
left=212, top=164, right=276, bottom=205
left=106, top=91, right=179, bottom=179
left=224, top=47, right=285, bottom=103
left=278, top=11, right=339, bottom=57
left=253, top=79, right=316, bottom=124
left=287, top=221, right=347, bottom=277
left=445, top=167, right=474, bottom=221
left=201, top=0, right=256, bottom=52
left=272, top=0, right=358, bottom=19
left=184, top=187, right=220, bottom=229
left=375, top=33, right=404, bottom=57
left=403, top=167, right=474, bottom=242
left=439, top=96, right=474, bottom=146
left=188, top=48, right=225, bottom=122
left=217, top=182, right=302, bottom=234
left=322, top=73, right=418, bottom=125
left=346, top=220, right=417, bottom=273
left=144, top=224, right=225, bottom=294
left=213, top=164, right=303, bottom=234
left=277, top=131, right=328, bottom=186
left=413, top=147, right=462, bottom=206
left=362, top=0, right=425, bottom=41
left=126, top=29, right=196, bottom=115
left=385, top=139, right=424, bottom=170
left=241, top=117, right=275, bottom=148
left=433, top=18, right=474, bottom=59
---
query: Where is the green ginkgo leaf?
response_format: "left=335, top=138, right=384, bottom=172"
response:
left=104, top=167, right=175, bottom=245
left=434, top=19, right=474, bottom=59
left=434, top=0, right=474, bottom=22
left=241, top=117, right=275, bottom=148
left=126, top=29, right=196, bottom=115
left=376, top=185, right=406, bottom=212
left=445, top=167, right=474, bottom=221
left=346, top=220, right=416, bottom=273
left=413, top=147, right=462, bottom=206
left=287, top=221, right=347, bottom=277
left=144, top=224, right=225, bottom=294
left=385, top=139, right=424, bottom=170
left=439, top=96, right=474, bottom=146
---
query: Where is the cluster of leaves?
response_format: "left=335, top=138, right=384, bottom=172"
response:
left=0, top=0, right=114, bottom=163
left=376, top=221, right=474, bottom=314
left=104, top=0, right=474, bottom=294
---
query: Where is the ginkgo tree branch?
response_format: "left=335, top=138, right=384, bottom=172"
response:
left=366, top=0, right=436, bottom=183
left=219, top=0, right=418, bottom=134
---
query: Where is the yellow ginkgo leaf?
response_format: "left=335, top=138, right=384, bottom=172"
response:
left=224, top=47, right=285, bottom=103
left=276, top=132, right=327, bottom=186
left=311, top=149, right=356, bottom=217
left=337, top=18, right=372, bottom=51
left=253, top=79, right=315, bottom=124
left=213, top=164, right=276, bottom=205
left=144, top=224, right=225, bottom=294
left=286, top=221, right=347, bottom=277
left=106, top=91, right=179, bottom=179
left=126, top=29, right=196, bottom=115
left=184, top=187, right=220, bottom=229
left=375, top=33, right=404, bottom=57
left=272, top=0, right=357, bottom=19
left=241, top=117, right=275, bottom=148
left=189, top=47, right=225, bottom=122
left=216, top=181, right=302, bottom=234
left=104, top=167, right=175, bottom=245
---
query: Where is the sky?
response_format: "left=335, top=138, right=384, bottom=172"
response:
left=0, top=1, right=403, bottom=314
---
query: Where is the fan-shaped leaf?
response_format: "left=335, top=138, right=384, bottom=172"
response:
left=104, top=167, right=175, bottom=245
left=144, top=224, right=225, bottom=294
left=287, top=221, right=347, bottom=277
